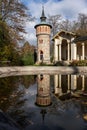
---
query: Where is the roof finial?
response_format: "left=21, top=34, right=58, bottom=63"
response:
left=42, top=5, right=44, bottom=15
left=40, top=5, right=46, bottom=22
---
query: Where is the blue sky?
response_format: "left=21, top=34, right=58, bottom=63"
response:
left=21, top=0, right=87, bottom=45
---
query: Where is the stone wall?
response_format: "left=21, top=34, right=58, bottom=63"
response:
left=35, top=25, right=51, bottom=64
left=37, top=35, right=50, bottom=63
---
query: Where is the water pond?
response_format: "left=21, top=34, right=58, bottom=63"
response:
left=0, top=74, right=87, bottom=130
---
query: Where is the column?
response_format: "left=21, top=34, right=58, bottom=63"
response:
left=59, top=44, right=61, bottom=61
left=59, top=75, right=62, bottom=95
left=54, top=75, right=58, bottom=94
left=67, top=42, right=70, bottom=61
left=82, top=75, right=85, bottom=91
left=74, top=44, right=77, bottom=60
left=59, top=75, right=61, bottom=88
left=54, top=43, right=58, bottom=61
left=67, top=75, right=70, bottom=92
left=71, top=75, right=77, bottom=90
left=71, top=43, right=77, bottom=60
left=74, top=75, right=77, bottom=90
left=58, top=45, right=59, bottom=60
left=82, top=43, right=85, bottom=60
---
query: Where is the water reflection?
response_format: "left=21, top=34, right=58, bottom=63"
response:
left=36, top=74, right=51, bottom=106
left=36, top=74, right=52, bottom=124
left=36, top=74, right=87, bottom=128
left=54, top=75, right=87, bottom=98
left=0, top=74, right=87, bottom=130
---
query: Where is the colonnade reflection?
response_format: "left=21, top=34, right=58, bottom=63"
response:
left=36, top=74, right=87, bottom=106
left=54, top=74, right=87, bottom=97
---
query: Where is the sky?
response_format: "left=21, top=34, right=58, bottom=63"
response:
left=21, top=0, right=87, bottom=45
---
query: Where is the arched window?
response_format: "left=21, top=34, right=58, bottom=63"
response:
left=40, top=50, right=43, bottom=60
left=40, top=74, right=43, bottom=81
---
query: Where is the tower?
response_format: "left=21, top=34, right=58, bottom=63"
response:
left=34, top=6, right=52, bottom=64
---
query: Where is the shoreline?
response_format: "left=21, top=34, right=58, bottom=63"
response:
left=0, top=66, right=87, bottom=77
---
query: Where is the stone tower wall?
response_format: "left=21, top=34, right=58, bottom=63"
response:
left=37, top=34, right=50, bottom=62
left=36, top=25, right=51, bottom=63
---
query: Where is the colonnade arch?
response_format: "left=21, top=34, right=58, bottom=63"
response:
left=61, top=39, right=68, bottom=61
left=54, top=39, right=87, bottom=62
left=53, top=31, right=87, bottom=62
left=54, top=38, right=71, bottom=61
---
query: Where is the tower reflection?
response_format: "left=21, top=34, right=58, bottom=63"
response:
left=35, top=74, right=52, bottom=123
left=36, top=74, right=52, bottom=106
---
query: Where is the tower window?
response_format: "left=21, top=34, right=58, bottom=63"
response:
left=40, top=74, right=43, bottom=81
left=39, top=39, right=43, bottom=44
left=40, top=50, right=43, bottom=60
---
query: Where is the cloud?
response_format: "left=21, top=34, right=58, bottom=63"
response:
left=28, top=0, right=87, bottom=19
left=23, top=21, right=37, bottom=45
left=60, top=0, right=87, bottom=19
left=22, top=0, right=87, bottom=45
left=23, top=33, right=36, bottom=44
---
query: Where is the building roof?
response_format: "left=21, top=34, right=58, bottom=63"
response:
left=34, top=6, right=52, bottom=29
left=52, top=30, right=76, bottom=40
left=73, top=36, right=87, bottom=43
left=40, top=6, right=46, bottom=22
left=52, top=30, right=87, bottom=43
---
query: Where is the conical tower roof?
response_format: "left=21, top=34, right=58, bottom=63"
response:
left=40, top=6, right=46, bottom=22
left=34, top=6, right=52, bottom=29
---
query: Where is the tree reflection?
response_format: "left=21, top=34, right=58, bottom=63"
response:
left=0, top=76, right=19, bottom=111
left=0, top=75, right=36, bottom=111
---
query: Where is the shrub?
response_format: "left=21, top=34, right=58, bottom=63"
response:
left=70, top=60, right=87, bottom=66
left=21, top=53, right=34, bottom=65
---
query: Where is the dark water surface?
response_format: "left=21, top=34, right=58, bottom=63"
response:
left=0, top=74, right=87, bottom=130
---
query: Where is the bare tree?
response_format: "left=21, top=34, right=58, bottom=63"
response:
left=47, top=14, right=62, bottom=36
left=59, top=19, right=72, bottom=32
left=78, top=13, right=87, bottom=30
left=0, top=0, right=33, bottom=42
left=70, top=20, right=79, bottom=33
left=76, top=13, right=87, bottom=35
